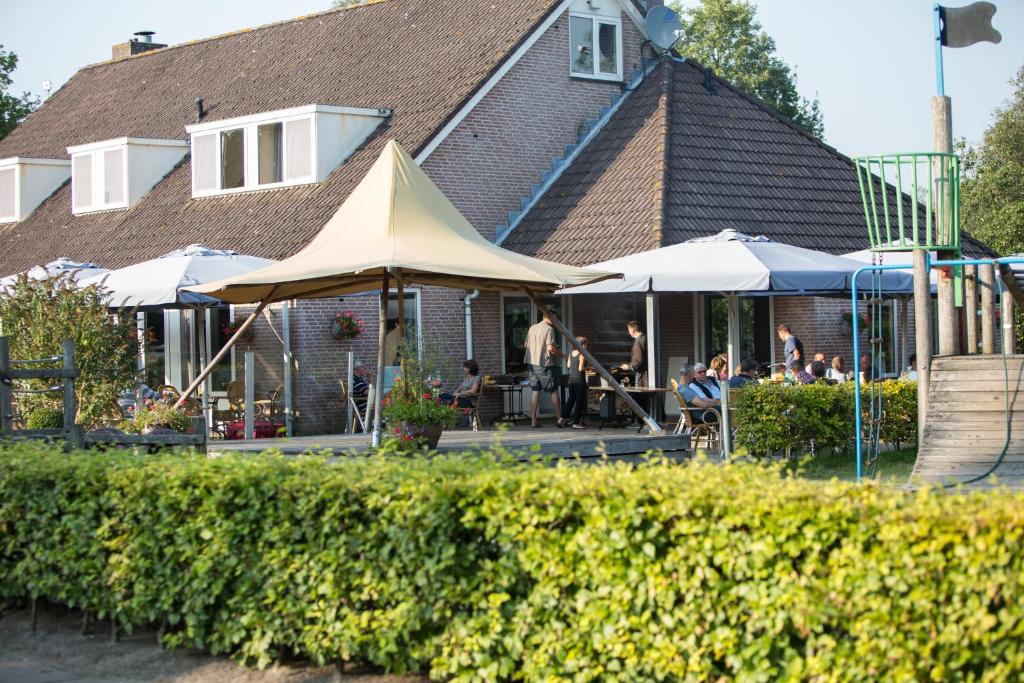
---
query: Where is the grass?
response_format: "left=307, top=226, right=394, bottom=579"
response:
left=784, top=447, right=918, bottom=484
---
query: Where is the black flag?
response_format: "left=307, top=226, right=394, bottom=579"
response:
left=939, top=2, right=1002, bottom=48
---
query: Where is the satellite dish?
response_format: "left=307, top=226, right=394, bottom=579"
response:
left=645, top=5, right=682, bottom=52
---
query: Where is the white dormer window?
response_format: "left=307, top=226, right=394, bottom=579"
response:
left=186, top=104, right=389, bottom=198
left=569, top=13, right=622, bottom=81
left=67, top=138, right=188, bottom=215
left=0, top=157, right=72, bottom=223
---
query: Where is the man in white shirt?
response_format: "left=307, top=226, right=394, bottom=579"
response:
left=524, top=313, right=563, bottom=427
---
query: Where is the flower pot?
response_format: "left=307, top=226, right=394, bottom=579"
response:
left=396, top=421, right=444, bottom=449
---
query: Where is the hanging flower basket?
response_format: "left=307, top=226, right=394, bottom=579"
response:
left=840, top=310, right=869, bottom=336
left=332, top=311, right=365, bottom=340
left=222, top=319, right=255, bottom=343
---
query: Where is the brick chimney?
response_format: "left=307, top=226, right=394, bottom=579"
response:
left=112, top=31, right=166, bottom=61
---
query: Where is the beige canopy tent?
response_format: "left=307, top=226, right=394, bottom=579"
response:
left=181, top=140, right=661, bottom=442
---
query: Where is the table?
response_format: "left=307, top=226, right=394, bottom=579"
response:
left=488, top=383, right=529, bottom=424
left=590, top=386, right=670, bottom=429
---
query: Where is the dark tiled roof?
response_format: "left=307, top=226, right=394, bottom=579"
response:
left=0, top=0, right=561, bottom=274
left=504, top=56, right=993, bottom=262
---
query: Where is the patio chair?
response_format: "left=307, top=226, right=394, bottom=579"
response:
left=669, top=378, right=721, bottom=452
left=255, top=384, right=283, bottom=420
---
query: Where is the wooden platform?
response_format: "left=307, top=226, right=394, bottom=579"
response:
left=913, top=355, right=1024, bottom=489
left=209, top=424, right=690, bottom=462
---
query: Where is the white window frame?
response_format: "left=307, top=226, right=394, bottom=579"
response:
left=0, top=165, right=16, bottom=222
left=68, top=143, right=128, bottom=214
left=568, top=12, right=623, bottom=82
left=387, top=288, right=424, bottom=361
left=186, top=104, right=386, bottom=199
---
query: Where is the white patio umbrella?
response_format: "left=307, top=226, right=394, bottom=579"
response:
left=78, top=245, right=279, bottom=431
left=561, top=229, right=916, bottom=454
left=77, top=244, right=277, bottom=309
left=0, top=257, right=108, bottom=290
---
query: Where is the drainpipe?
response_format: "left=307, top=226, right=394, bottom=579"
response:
left=464, top=290, right=480, bottom=358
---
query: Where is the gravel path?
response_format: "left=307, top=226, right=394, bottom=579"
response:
left=0, top=607, right=426, bottom=683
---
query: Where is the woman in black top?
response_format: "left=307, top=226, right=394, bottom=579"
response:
left=562, top=336, right=589, bottom=429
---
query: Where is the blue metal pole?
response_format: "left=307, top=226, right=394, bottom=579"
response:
left=934, top=4, right=945, bottom=97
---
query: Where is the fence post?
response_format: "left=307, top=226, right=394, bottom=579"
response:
left=0, top=337, right=11, bottom=438
left=190, top=415, right=208, bottom=454
left=62, top=338, right=83, bottom=449
left=244, top=351, right=255, bottom=441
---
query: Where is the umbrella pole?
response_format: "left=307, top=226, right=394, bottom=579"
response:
left=721, top=293, right=739, bottom=457
left=174, top=296, right=273, bottom=409
left=371, top=273, right=390, bottom=447
left=528, top=292, right=663, bottom=435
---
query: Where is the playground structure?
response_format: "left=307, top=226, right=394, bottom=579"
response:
left=853, top=152, right=1024, bottom=488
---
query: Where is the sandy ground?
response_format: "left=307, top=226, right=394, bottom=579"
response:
left=0, top=606, right=427, bottom=683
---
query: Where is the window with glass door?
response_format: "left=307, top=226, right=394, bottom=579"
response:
left=569, top=13, right=622, bottom=81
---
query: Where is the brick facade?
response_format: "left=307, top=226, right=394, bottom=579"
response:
left=279, top=6, right=650, bottom=434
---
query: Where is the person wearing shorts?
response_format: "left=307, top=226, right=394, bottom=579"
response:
left=524, top=312, right=563, bottom=427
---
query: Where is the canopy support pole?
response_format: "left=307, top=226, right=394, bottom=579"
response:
left=722, top=293, right=739, bottom=458
left=174, top=290, right=276, bottom=409
left=529, top=291, right=663, bottom=435
left=371, top=273, right=390, bottom=447
left=645, top=293, right=657, bottom=389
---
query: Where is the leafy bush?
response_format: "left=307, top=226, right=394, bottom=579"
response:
left=120, top=402, right=192, bottom=434
left=733, top=381, right=917, bottom=456
left=2, top=442, right=1023, bottom=680
left=0, top=273, right=137, bottom=427
left=23, top=406, right=64, bottom=429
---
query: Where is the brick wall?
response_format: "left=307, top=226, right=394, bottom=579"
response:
left=240, top=8, right=659, bottom=433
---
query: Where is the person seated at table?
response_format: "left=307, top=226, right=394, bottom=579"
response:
left=901, top=354, right=918, bottom=381
left=827, top=356, right=848, bottom=383
left=709, top=354, right=728, bottom=382
left=439, top=359, right=483, bottom=409
left=859, top=353, right=880, bottom=384
left=678, top=364, right=720, bottom=423
left=562, top=336, right=589, bottom=429
left=691, top=362, right=721, bottom=399
left=810, top=360, right=836, bottom=385
left=351, top=365, right=370, bottom=397
left=805, top=351, right=827, bottom=375
left=728, top=358, right=759, bottom=388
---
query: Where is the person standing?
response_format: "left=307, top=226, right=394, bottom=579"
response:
left=562, top=336, right=589, bottom=429
left=777, top=323, right=804, bottom=372
left=619, top=320, right=647, bottom=386
left=524, top=312, right=563, bottom=427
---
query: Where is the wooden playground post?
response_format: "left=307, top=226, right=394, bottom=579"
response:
left=933, top=95, right=958, bottom=357
left=980, top=263, right=996, bottom=354
left=964, top=264, right=978, bottom=354
left=1002, top=292, right=1016, bottom=354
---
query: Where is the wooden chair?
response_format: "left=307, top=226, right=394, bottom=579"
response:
left=669, top=378, right=721, bottom=453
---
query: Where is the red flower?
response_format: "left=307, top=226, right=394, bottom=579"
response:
left=422, top=392, right=432, bottom=399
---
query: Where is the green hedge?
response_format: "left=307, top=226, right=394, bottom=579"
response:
left=2, top=443, right=1022, bottom=680
left=733, top=381, right=918, bottom=456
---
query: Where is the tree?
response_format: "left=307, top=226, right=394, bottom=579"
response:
left=668, top=0, right=824, bottom=139
left=0, top=274, right=138, bottom=428
left=959, top=66, right=1024, bottom=256
left=0, top=45, right=38, bottom=141
left=331, top=0, right=367, bottom=7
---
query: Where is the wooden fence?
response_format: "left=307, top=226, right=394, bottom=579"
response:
left=0, top=336, right=206, bottom=453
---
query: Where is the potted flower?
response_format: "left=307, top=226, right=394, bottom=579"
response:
left=840, top=309, right=870, bottom=336
left=332, top=310, right=365, bottom=340
left=380, top=350, right=456, bottom=451
left=222, top=318, right=255, bottom=343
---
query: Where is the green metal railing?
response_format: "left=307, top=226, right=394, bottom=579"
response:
left=853, top=152, right=960, bottom=253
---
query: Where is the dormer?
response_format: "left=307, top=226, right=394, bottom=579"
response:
left=67, top=137, right=188, bottom=215
left=184, top=104, right=391, bottom=198
left=0, top=157, right=72, bottom=223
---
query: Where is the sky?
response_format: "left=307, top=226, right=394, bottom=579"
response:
left=2, top=0, right=1021, bottom=157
